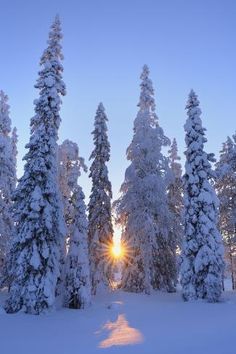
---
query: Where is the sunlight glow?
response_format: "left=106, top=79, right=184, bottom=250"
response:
left=111, top=224, right=123, bottom=259
left=98, top=314, right=144, bottom=348
left=111, top=243, right=123, bottom=259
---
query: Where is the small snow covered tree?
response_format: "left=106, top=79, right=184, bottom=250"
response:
left=181, top=90, right=224, bottom=302
left=88, top=103, right=113, bottom=294
left=168, top=138, right=183, bottom=250
left=59, top=139, right=87, bottom=243
left=5, top=16, right=66, bottom=314
left=114, top=65, right=176, bottom=293
left=215, top=135, right=236, bottom=289
left=58, top=139, right=91, bottom=308
left=64, top=186, right=91, bottom=309
left=0, top=91, right=15, bottom=285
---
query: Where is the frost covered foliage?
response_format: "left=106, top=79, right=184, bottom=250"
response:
left=88, top=103, right=113, bottom=294
left=115, top=65, right=176, bottom=294
left=215, top=135, right=236, bottom=289
left=11, top=127, right=18, bottom=189
left=0, top=91, right=16, bottom=285
left=5, top=16, right=66, bottom=314
left=59, top=139, right=87, bottom=243
left=168, top=138, right=184, bottom=250
left=180, top=90, right=224, bottom=302
left=58, top=139, right=91, bottom=308
left=64, top=186, right=91, bottom=309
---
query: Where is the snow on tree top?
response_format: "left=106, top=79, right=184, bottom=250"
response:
left=0, top=90, right=11, bottom=135
left=138, top=64, right=156, bottom=114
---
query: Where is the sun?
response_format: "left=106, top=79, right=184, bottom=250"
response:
left=111, top=243, right=123, bottom=259
left=111, top=224, right=124, bottom=260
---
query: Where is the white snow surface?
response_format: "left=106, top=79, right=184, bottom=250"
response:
left=0, top=289, right=236, bottom=354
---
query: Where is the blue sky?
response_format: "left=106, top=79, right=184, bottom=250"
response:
left=0, top=0, right=235, bottom=200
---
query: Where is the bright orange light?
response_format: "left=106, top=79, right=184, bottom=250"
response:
left=111, top=243, right=123, bottom=259
left=98, top=314, right=144, bottom=348
left=111, top=224, right=124, bottom=260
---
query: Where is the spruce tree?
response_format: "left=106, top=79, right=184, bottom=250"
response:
left=2, top=126, right=18, bottom=288
left=59, top=139, right=87, bottom=245
left=0, top=91, right=15, bottom=285
left=215, top=135, right=236, bottom=289
left=5, top=16, right=66, bottom=314
left=181, top=90, right=224, bottom=302
left=115, top=65, right=176, bottom=293
left=64, top=186, right=91, bottom=309
left=88, top=103, right=113, bottom=294
left=58, top=139, right=91, bottom=307
left=11, top=127, right=18, bottom=189
left=168, top=138, right=183, bottom=250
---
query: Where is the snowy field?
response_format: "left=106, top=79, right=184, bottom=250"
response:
left=0, top=289, right=236, bottom=354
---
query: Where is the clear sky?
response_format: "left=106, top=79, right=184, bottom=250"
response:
left=0, top=0, right=235, bottom=201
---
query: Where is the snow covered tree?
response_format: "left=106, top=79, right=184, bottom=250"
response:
left=0, top=91, right=15, bottom=285
left=215, top=135, right=236, bottom=289
left=180, top=90, right=224, bottom=302
left=59, top=139, right=87, bottom=244
left=168, top=138, right=183, bottom=250
left=88, top=103, right=113, bottom=294
left=11, top=127, right=18, bottom=189
left=58, top=139, right=91, bottom=308
left=1, top=126, right=18, bottom=288
left=114, top=65, right=176, bottom=293
left=64, top=186, right=91, bottom=309
left=58, top=140, right=86, bottom=295
left=5, top=16, right=66, bottom=314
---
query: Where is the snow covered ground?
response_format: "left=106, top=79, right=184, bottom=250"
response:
left=0, top=289, right=236, bottom=354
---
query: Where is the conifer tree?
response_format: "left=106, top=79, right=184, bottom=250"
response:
left=59, top=139, right=87, bottom=244
left=215, top=135, right=236, bottom=289
left=5, top=16, right=66, bottom=314
left=115, top=65, right=176, bottom=293
left=181, top=90, right=224, bottom=302
left=58, top=139, right=91, bottom=308
left=88, top=103, right=113, bottom=294
left=0, top=91, right=15, bottom=284
left=64, top=186, right=91, bottom=309
left=1, top=126, right=18, bottom=288
left=11, top=127, right=18, bottom=189
left=168, top=138, right=183, bottom=250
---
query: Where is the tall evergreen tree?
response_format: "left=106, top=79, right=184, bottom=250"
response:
left=0, top=91, right=15, bottom=284
left=88, top=103, right=113, bottom=294
left=215, top=135, right=236, bottom=289
left=168, top=138, right=183, bottom=250
left=5, top=16, right=66, bottom=314
left=114, top=65, right=176, bottom=293
left=181, top=90, right=224, bottom=302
